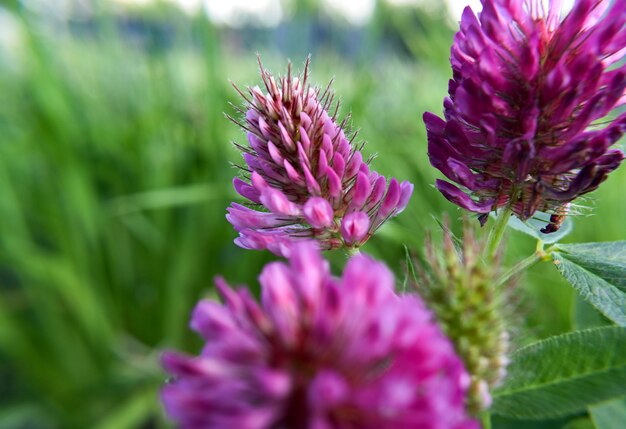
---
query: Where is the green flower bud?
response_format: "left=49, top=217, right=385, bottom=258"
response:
left=411, top=218, right=510, bottom=414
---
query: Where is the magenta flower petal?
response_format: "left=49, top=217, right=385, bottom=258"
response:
left=226, top=204, right=287, bottom=231
left=425, top=0, right=626, bottom=228
left=303, top=197, right=334, bottom=229
left=233, top=228, right=299, bottom=257
left=340, top=211, right=371, bottom=246
left=233, top=177, right=261, bottom=204
left=397, top=180, right=414, bottom=213
left=378, top=178, right=401, bottom=219
left=348, top=171, right=372, bottom=211
left=436, top=179, right=494, bottom=214
left=161, top=242, right=478, bottom=429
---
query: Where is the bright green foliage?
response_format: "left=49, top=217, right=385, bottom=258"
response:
left=0, top=9, right=260, bottom=428
left=492, top=327, right=626, bottom=419
left=555, top=242, right=626, bottom=289
left=552, top=242, right=626, bottom=326
left=589, top=397, right=626, bottom=429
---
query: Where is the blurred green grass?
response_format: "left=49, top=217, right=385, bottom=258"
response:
left=0, top=3, right=624, bottom=428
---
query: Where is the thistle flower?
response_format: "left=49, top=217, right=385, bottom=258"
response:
left=227, top=59, right=413, bottom=256
left=412, top=220, right=510, bottom=413
left=161, top=242, right=478, bottom=429
left=424, top=0, right=626, bottom=229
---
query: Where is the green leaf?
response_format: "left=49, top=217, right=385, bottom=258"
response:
left=552, top=242, right=626, bottom=326
left=562, top=418, right=595, bottom=429
left=402, top=245, right=417, bottom=292
left=93, top=389, right=156, bottom=429
left=431, top=215, right=463, bottom=251
left=589, top=397, right=626, bottom=429
left=492, top=327, right=626, bottom=419
left=491, top=415, right=570, bottom=429
left=0, top=404, right=51, bottom=429
left=573, top=296, right=611, bottom=330
left=107, top=183, right=232, bottom=216
left=556, top=242, right=626, bottom=290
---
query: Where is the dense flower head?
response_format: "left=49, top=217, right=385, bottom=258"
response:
left=413, top=219, right=510, bottom=413
left=424, top=0, right=626, bottom=230
left=161, top=242, right=477, bottom=429
left=227, top=58, right=413, bottom=256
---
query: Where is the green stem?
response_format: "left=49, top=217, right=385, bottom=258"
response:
left=346, top=247, right=361, bottom=257
left=495, top=253, right=540, bottom=287
left=480, top=411, right=492, bottom=429
left=494, top=240, right=554, bottom=287
left=485, top=205, right=513, bottom=260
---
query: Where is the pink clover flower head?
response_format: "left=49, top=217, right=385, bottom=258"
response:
left=161, top=242, right=478, bottom=429
left=227, top=58, right=413, bottom=255
left=425, top=0, right=626, bottom=231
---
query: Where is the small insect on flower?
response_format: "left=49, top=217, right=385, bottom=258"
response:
left=424, top=0, right=626, bottom=231
left=227, top=58, right=413, bottom=255
left=540, top=203, right=570, bottom=234
left=161, top=242, right=478, bottom=429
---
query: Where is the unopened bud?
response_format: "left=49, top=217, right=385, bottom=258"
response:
left=303, top=197, right=334, bottom=229
left=340, top=212, right=370, bottom=245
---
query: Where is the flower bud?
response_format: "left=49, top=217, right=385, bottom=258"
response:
left=340, top=212, right=370, bottom=246
left=303, top=197, right=334, bottom=229
left=412, top=219, right=510, bottom=413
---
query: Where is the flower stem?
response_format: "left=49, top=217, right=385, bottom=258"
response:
left=495, top=252, right=541, bottom=287
left=485, top=206, right=512, bottom=260
left=480, top=411, right=491, bottom=429
left=494, top=240, right=554, bottom=287
left=346, top=247, right=361, bottom=257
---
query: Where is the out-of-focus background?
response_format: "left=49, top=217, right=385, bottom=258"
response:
left=0, top=0, right=623, bottom=427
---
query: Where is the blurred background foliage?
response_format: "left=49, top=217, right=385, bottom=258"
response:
left=0, top=0, right=623, bottom=428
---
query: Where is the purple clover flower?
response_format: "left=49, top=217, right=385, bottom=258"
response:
left=227, top=59, right=413, bottom=256
left=161, top=242, right=478, bottom=429
left=424, top=0, right=626, bottom=230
